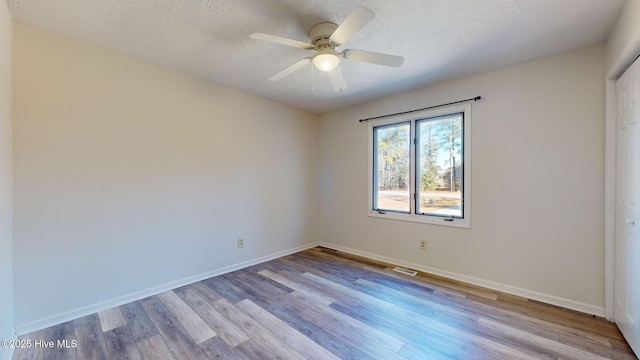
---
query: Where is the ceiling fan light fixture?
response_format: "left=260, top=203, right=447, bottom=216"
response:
left=312, top=50, right=340, bottom=72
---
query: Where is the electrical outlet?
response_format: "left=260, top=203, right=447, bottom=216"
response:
left=419, top=240, right=427, bottom=251
left=237, top=238, right=244, bottom=248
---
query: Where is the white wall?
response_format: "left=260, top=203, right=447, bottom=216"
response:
left=0, top=0, right=13, bottom=358
left=318, top=44, right=606, bottom=314
left=12, top=23, right=318, bottom=331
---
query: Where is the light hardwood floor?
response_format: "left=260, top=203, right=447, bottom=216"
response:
left=13, top=247, right=638, bottom=359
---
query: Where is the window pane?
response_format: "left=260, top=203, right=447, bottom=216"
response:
left=373, top=123, right=410, bottom=213
left=416, top=114, right=463, bottom=217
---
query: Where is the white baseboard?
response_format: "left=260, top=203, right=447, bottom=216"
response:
left=14, top=242, right=319, bottom=335
left=319, top=242, right=605, bottom=317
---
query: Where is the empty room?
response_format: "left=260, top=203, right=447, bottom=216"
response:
left=1, top=0, right=640, bottom=359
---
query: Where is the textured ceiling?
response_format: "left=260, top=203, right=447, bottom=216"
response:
left=7, top=0, right=627, bottom=113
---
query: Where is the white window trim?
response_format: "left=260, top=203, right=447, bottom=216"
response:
left=367, top=103, right=471, bottom=228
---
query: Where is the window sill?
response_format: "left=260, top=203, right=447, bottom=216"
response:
left=368, top=210, right=470, bottom=228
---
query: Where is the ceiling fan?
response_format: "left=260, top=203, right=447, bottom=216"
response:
left=250, top=6, right=404, bottom=92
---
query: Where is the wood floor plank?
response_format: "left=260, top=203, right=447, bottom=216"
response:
left=298, top=309, right=407, bottom=360
left=217, top=270, right=286, bottom=309
left=233, top=269, right=293, bottom=299
left=140, top=296, right=208, bottom=360
left=232, top=338, right=286, bottom=360
left=363, top=276, right=481, bottom=329
left=463, top=305, right=615, bottom=358
left=283, top=270, right=364, bottom=308
left=197, top=335, right=243, bottom=360
left=608, top=337, right=640, bottom=360
left=97, top=307, right=126, bottom=333
left=477, top=317, right=609, bottom=360
left=263, top=301, right=377, bottom=360
left=119, top=301, right=160, bottom=342
left=557, top=336, right=637, bottom=360
left=235, top=298, right=341, bottom=360
left=136, top=335, right=175, bottom=360
left=361, top=269, right=424, bottom=292
left=292, top=252, right=364, bottom=282
left=332, top=294, right=528, bottom=360
left=389, top=304, right=542, bottom=360
left=455, top=292, right=613, bottom=347
left=187, top=282, right=223, bottom=303
left=352, top=278, right=437, bottom=318
left=13, top=329, right=46, bottom=360
left=276, top=255, right=337, bottom=277
left=74, top=314, right=109, bottom=360
left=397, top=342, right=451, bottom=360
left=252, top=257, right=306, bottom=275
left=287, top=291, right=407, bottom=359
left=469, top=292, right=617, bottom=336
left=329, top=300, right=458, bottom=359
left=211, top=297, right=309, bottom=360
left=102, top=325, right=143, bottom=360
left=202, top=276, right=248, bottom=304
left=156, top=290, right=216, bottom=344
left=301, top=271, right=394, bottom=310
left=45, top=320, right=77, bottom=360
left=258, top=269, right=336, bottom=305
left=176, top=287, right=249, bottom=347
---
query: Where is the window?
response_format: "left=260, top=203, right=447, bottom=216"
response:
left=368, top=103, right=471, bottom=228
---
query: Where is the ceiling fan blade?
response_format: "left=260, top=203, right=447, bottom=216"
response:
left=329, top=6, right=374, bottom=46
left=268, top=58, right=312, bottom=81
left=250, top=32, right=314, bottom=50
left=328, top=64, right=347, bottom=92
left=343, top=49, right=404, bottom=67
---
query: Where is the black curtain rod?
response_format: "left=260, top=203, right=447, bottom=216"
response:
left=358, top=96, right=482, bottom=122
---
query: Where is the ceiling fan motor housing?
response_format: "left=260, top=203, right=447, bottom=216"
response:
left=310, top=22, right=338, bottom=50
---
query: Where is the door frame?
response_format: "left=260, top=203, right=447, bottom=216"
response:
left=605, top=36, right=640, bottom=321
